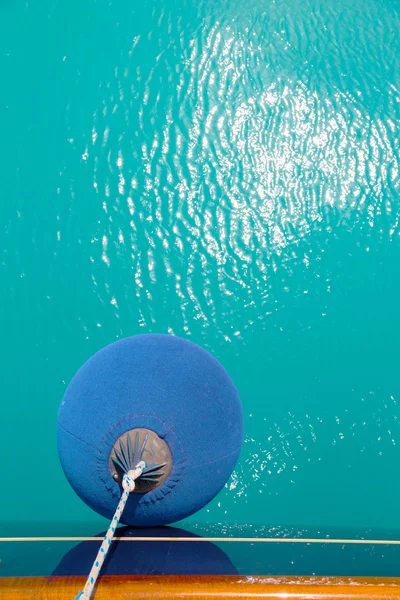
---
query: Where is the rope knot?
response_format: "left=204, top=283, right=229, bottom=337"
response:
left=122, top=473, right=136, bottom=492
left=122, top=461, right=146, bottom=492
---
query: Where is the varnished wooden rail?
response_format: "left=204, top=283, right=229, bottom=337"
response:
left=2, top=576, right=400, bottom=599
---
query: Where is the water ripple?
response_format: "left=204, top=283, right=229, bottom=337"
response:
left=3, top=0, right=400, bottom=525
left=74, top=0, right=400, bottom=523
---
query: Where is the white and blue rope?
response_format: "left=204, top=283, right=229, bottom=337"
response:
left=75, top=461, right=145, bottom=600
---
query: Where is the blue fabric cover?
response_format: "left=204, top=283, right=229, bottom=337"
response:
left=57, top=334, right=243, bottom=526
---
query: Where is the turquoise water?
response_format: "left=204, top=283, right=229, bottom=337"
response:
left=1, top=0, right=400, bottom=533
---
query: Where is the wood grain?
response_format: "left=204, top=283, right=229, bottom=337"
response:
left=2, top=575, right=400, bottom=599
